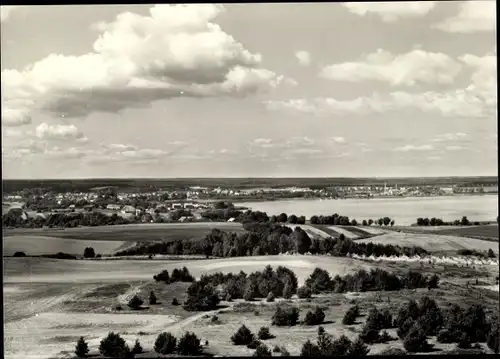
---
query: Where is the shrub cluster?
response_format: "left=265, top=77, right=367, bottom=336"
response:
left=272, top=305, right=300, bottom=327
left=303, top=307, right=326, bottom=326
left=153, top=267, right=194, bottom=283
left=154, top=331, right=202, bottom=355
left=300, top=327, right=369, bottom=356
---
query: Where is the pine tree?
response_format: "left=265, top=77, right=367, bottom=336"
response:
left=75, top=336, right=89, bottom=358
left=132, top=339, right=143, bottom=354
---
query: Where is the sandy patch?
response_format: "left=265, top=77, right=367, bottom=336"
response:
left=328, top=226, right=359, bottom=239
left=4, top=312, right=178, bottom=359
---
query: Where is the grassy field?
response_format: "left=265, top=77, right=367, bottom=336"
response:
left=390, top=224, right=499, bottom=240
left=4, top=253, right=498, bottom=358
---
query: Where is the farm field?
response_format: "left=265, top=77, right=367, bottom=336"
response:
left=356, top=231, right=499, bottom=253
left=2, top=222, right=245, bottom=256
left=4, top=254, right=498, bottom=358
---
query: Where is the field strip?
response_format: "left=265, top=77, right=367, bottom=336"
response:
left=286, top=224, right=331, bottom=239
left=355, top=226, right=386, bottom=235
left=327, top=226, right=359, bottom=239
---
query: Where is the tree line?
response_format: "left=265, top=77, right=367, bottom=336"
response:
left=415, top=215, right=485, bottom=226
left=114, top=222, right=428, bottom=258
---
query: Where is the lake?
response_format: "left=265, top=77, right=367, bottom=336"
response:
left=239, top=195, right=498, bottom=225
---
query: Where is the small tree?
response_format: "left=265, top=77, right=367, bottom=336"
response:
left=342, top=305, right=360, bottom=325
left=132, top=339, right=143, bottom=354
left=253, top=344, right=272, bottom=357
left=283, top=282, right=293, bottom=299
left=266, top=292, right=275, bottom=302
left=300, top=340, right=320, bottom=356
left=149, top=291, right=157, bottom=305
left=154, top=332, right=177, bottom=354
left=177, top=331, right=202, bottom=355
left=297, top=285, right=312, bottom=299
left=75, top=336, right=89, bottom=358
left=487, top=249, right=496, bottom=258
left=99, top=332, right=130, bottom=358
left=348, top=337, right=369, bottom=356
left=83, top=247, right=95, bottom=258
left=172, top=297, right=180, bottom=306
left=127, top=295, right=143, bottom=310
left=247, top=339, right=262, bottom=349
left=427, top=274, right=440, bottom=289
left=231, top=325, right=255, bottom=345
left=304, top=307, right=325, bottom=325
left=403, top=323, right=430, bottom=353
left=244, top=286, right=255, bottom=301
left=258, top=326, right=274, bottom=340
left=272, top=305, right=300, bottom=326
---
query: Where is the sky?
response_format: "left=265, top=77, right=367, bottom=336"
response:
left=0, top=2, right=497, bottom=179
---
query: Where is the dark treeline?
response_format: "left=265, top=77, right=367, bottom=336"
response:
left=115, top=222, right=428, bottom=258
left=415, top=215, right=484, bottom=226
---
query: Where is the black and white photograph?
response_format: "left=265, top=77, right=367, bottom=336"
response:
left=2, top=1, right=498, bottom=358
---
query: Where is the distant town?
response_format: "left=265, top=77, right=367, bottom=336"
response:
left=3, top=180, right=497, bottom=225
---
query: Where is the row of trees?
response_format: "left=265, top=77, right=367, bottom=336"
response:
left=115, top=223, right=428, bottom=259
left=416, top=216, right=476, bottom=226
left=310, top=214, right=394, bottom=227
left=75, top=330, right=204, bottom=358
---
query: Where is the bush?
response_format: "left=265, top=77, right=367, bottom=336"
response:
left=13, top=251, right=26, bottom=257
left=253, top=344, right=272, bottom=357
left=300, top=340, right=320, bottom=356
left=359, top=325, right=380, bottom=344
left=154, top=332, right=177, bottom=354
left=283, top=282, right=293, bottom=299
left=153, top=270, right=170, bottom=283
left=266, top=292, right=275, bottom=302
left=99, top=332, right=130, bottom=358
left=279, top=347, right=290, bottom=356
left=437, top=329, right=455, bottom=343
left=348, top=337, right=370, bottom=356
left=297, top=285, right=312, bottom=299
left=172, top=297, right=180, bottom=306
left=127, top=295, right=143, bottom=310
left=244, top=286, right=255, bottom=301
left=379, top=348, right=407, bottom=355
left=397, top=318, right=416, bottom=339
left=132, top=339, right=143, bottom=354
left=115, top=305, right=122, bottom=311
left=342, top=305, right=360, bottom=325
left=303, top=307, right=325, bottom=326
left=457, top=332, right=472, bottom=349
left=272, top=305, right=300, bottom=326
left=258, top=326, right=274, bottom=340
left=403, top=323, right=431, bottom=353
left=211, top=314, right=219, bottom=323
left=183, top=281, right=220, bottom=311
left=231, top=325, right=255, bottom=345
left=273, top=345, right=281, bottom=353
left=487, top=322, right=499, bottom=353
left=177, top=331, right=202, bottom=355
left=305, top=267, right=332, bottom=294
left=149, top=291, right=157, bottom=305
left=83, top=247, right=95, bottom=258
left=247, top=339, right=262, bottom=349
left=331, top=335, right=353, bottom=356
left=427, top=274, right=440, bottom=289
left=75, top=336, right=89, bottom=357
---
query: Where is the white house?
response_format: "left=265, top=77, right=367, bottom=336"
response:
left=106, top=204, right=121, bottom=211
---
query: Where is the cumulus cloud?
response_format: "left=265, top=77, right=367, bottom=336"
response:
left=320, top=49, right=462, bottom=87
left=295, top=51, right=311, bottom=66
left=0, top=6, right=19, bottom=22
left=342, top=2, right=436, bottom=22
left=35, top=123, right=85, bottom=141
left=267, top=51, right=495, bottom=119
left=394, top=144, right=434, bottom=152
left=433, top=1, right=495, bottom=33
left=1, top=4, right=288, bottom=121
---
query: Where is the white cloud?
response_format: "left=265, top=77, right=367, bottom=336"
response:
left=35, top=123, right=85, bottom=141
left=267, top=51, right=495, bottom=119
left=431, top=133, right=468, bottom=142
left=1, top=4, right=288, bottom=120
left=120, top=148, right=167, bottom=159
left=0, top=6, right=19, bottom=22
left=331, top=137, right=346, bottom=144
left=320, top=49, right=462, bottom=87
left=288, top=148, right=323, bottom=155
left=433, top=1, right=495, bottom=33
left=1, top=107, right=32, bottom=127
left=252, top=138, right=272, bottom=144
left=342, top=2, right=436, bottom=22
left=295, top=51, right=311, bottom=66
left=287, top=136, right=315, bottom=147
left=394, top=144, right=434, bottom=152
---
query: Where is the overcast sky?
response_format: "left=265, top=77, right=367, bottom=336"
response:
left=1, top=2, right=496, bottom=179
